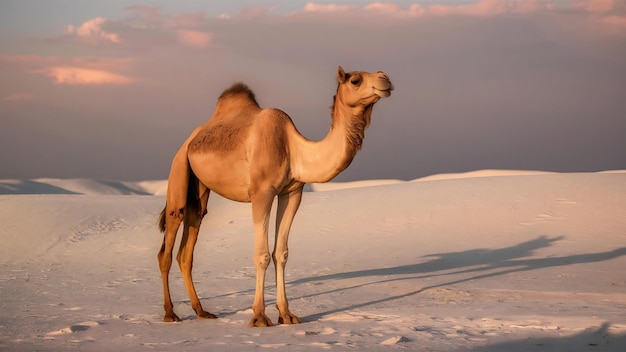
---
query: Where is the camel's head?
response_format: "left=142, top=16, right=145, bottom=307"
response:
left=336, top=66, right=393, bottom=107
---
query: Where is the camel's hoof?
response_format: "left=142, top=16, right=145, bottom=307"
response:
left=249, top=313, right=273, bottom=327
left=278, top=313, right=301, bottom=325
left=197, top=310, right=217, bottom=320
left=163, top=313, right=181, bottom=322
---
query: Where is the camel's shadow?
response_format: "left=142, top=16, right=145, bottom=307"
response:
left=198, top=235, right=626, bottom=321
left=473, top=322, right=626, bottom=352
left=288, top=235, right=626, bottom=322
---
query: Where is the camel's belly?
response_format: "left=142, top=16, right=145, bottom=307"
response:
left=189, top=152, right=251, bottom=203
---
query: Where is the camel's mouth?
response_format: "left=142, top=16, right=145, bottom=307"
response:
left=375, top=88, right=393, bottom=98
left=373, top=78, right=394, bottom=98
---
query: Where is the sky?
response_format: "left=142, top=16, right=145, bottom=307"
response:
left=1, top=0, right=625, bottom=182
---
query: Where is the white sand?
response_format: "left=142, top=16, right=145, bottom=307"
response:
left=1, top=170, right=625, bottom=351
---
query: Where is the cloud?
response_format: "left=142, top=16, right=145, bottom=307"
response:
left=602, top=14, right=626, bottom=25
left=177, top=29, right=212, bottom=48
left=428, top=0, right=510, bottom=16
left=575, top=0, right=626, bottom=32
left=301, top=3, right=356, bottom=14
left=1, top=92, right=33, bottom=102
left=425, top=0, right=553, bottom=17
left=290, top=0, right=550, bottom=19
left=66, top=17, right=121, bottom=43
left=294, top=2, right=424, bottom=18
left=577, top=0, right=617, bottom=13
left=363, top=3, right=426, bottom=17
left=0, top=55, right=135, bottom=85
left=40, top=67, right=133, bottom=85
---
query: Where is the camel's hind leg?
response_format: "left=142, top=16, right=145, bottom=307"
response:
left=177, top=184, right=216, bottom=319
left=157, top=142, right=192, bottom=322
left=158, top=206, right=184, bottom=322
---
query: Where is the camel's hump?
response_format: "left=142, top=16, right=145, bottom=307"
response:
left=218, top=82, right=258, bottom=106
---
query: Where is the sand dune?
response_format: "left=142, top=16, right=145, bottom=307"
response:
left=4, top=169, right=623, bottom=195
left=1, top=171, right=625, bottom=351
left=0, top=178, right=164, bottom=196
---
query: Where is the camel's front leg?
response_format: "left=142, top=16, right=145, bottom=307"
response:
left=249, top=190, right=275, bottom=327
left=274, top=189, right=303, bottom=324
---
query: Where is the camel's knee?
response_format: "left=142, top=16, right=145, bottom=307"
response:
left=157, top=249, right=173, bottom=273
left=169, top=207, right=185, bottom=222
left=158, top=228, right=180, bottom=271
left=255, top=252, right=271, bottom=270
left=178, top=259, right=193, bottom=273
left=160, top=207, right=184, bottom=238
left=273, top=249, right=289, bottom=267
left=176, top=251, right=193, bottom=271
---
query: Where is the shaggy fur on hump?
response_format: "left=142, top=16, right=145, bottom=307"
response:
left=218, top=82, right=259, bottom=106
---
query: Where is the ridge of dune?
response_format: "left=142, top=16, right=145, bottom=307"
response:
left=412, top=169, right=557, bottom=182
left=1, top=170, right=625, bottom=195
left=32, top=178, right=151, bottom=195
left=306, top=179, right=404, bottom=192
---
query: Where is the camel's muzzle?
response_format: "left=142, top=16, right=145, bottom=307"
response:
left=374, top=75, right=393, bottom=98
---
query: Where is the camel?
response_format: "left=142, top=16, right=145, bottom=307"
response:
left=157, top=66, right=393, bottom=327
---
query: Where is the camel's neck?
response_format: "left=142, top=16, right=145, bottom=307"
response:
left=290, top=95, right=372, bottom=184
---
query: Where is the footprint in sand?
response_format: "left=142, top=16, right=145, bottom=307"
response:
left=519, top=213, right=564, bottom=226
left=66, top=217, right=129, bottom=244
left=46, top=321, right=99, bottom=336
left=380, top=335, right=411, bottom=345
left=296, top=327, right=337, bottom=336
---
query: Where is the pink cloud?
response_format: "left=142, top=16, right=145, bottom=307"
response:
left=39, top=67, right=131, bottom=85
left=0, top=55, right=46, bottom=67
left=291, top=1, right=549, bottom=19
left=0, top=55, right=135, bottom=85
left=363, top=2, right=426, bottom=17
left=602, top=14, right=626, bottom=25
left=577, top=0, right=617, bottom=13
left=40, top=67, right=133, bottom=85
left=574, top=0, right=626, bottom=34
left=1, top=92, right=33, bottom=103
left=301, top=3, right=356, bottom=14
left=177, top=29, right=212, bottom=49
left=67, top=17, right=121, bottom=43
left=297, top=2, right=426, bottom=17
left=428, top=0, right=512, bottom=17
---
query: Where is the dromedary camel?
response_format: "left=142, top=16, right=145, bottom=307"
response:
left=157, top=66, right=393, bottom=327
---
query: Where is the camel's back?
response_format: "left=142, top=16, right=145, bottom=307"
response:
left=186, top=83, right=295, bottom=201
left=188, top=83, right=261, bottom=154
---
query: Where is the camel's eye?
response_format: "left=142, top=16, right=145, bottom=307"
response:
left=350, top=75, right=362, bottom=86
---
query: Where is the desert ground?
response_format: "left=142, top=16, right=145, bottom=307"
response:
left=1, top=170, right=625, bottom=351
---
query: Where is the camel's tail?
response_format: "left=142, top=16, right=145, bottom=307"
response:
left=157, top=163, right=201, bottom=234
left=158, top=207, right=167, bottom=233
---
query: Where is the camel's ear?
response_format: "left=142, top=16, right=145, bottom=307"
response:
left=337, top=66, right=347, bottom=84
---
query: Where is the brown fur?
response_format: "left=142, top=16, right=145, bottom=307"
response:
left=188, top=83, right=259, bottom=154
left=342, top=103, right=374, bottom=152
left=158, top=164, right=201, bottom=233
left=189, top=121, right=252, bottom=154
left=218, top=82, right=259, bottom=105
